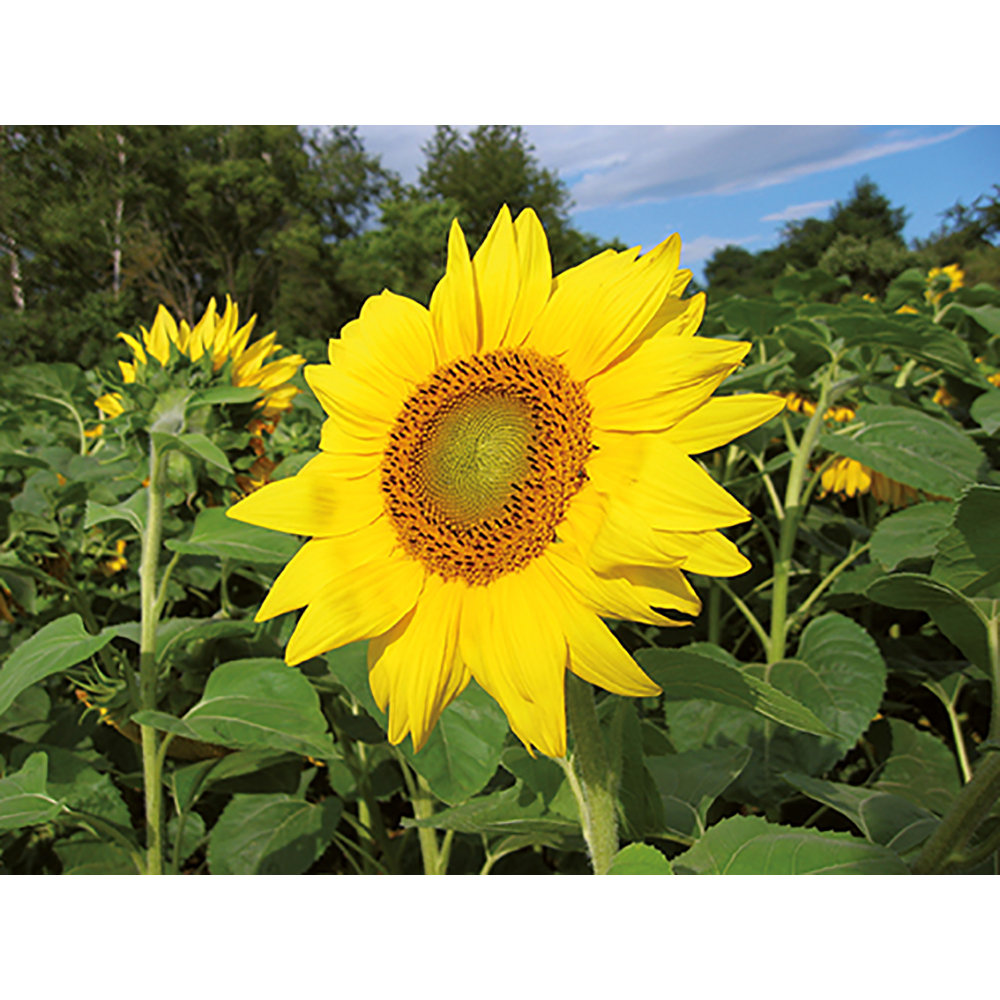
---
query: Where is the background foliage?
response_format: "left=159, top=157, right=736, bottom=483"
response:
left=1, top=126, right=999, bottom=874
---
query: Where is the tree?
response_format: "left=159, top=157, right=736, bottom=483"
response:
left=418, top=126, right=617, bottom=272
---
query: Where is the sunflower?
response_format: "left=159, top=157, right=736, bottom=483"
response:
left=926, top=264, right=964, bottom=304
left=94, top=296, right=305, bottom=420
left=229, top=207, right=784, bottom=757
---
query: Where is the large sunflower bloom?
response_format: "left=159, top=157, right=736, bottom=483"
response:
left=95, top=296, right=305, bottom=420
left=229, top=208, right=784, bottom=757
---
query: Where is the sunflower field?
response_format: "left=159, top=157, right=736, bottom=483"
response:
left=3, top=139, right=1000, bottom=877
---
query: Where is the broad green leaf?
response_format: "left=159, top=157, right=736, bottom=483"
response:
left=11, top=744, right=130, bottom=828
left=114, top=616, right=256, bottom=664
left=820, top=404, right=985, bottom=499
left=769, top=612, right=887, bottom=754
left=134, top=658, right=337, bottom=760
left=188, top=385, right=263, bottom=407
left=178, top=432, right=232, bottom=473
left=165, top=507, right=300, bottom=565
left=0, top=687, right=50, bottom=739
left=170, top=751, right=299, bottom=814
left=646, top=746, right=751, bottom=844
left=404, top=781, right=581, bottom=848
left=673, top=815, right=909, bottom=874
left=824, top=312, right=978, bottom=380
left=0, top=614, right=120, bottom=717
left=207, top=793, right=343, bottom=875
left=0, top=753, right=63, bottom=830
left=168, top=812, right=207, bottom=867
left=611, top=698, right=666, bottom=838
left=870, top=502, right=954, bottom=571
left=867, top=573, right=991, bottom=672
left=970, top=389, right=1000, bottom=435
left=884, top=267, right=929, bottom=311
left=55, top=836, right=140, bottom=875
left=773, top=269, right=850, bottom=302
left=872, top=719, right=961, bottom=815
left=325, top=642, right=509, bottom=806
left=718, top=298, right=795, bottom=337
left=84, top=490, right=146, bottom=533
left=784, top=773, right=938, bottom=855
left=939, top=301, right=1000, bottom=338
left=608, top=843, right=674, bottom=875
left=932, top=485, right=1000, bottom=597
left=635, top=646, right=835, bottom=737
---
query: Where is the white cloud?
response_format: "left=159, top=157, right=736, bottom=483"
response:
left=680, top=234, right=762, bottom=266
left=528, top=125, right=972, bottom=211
left=761, top=200, right=835, bottom=223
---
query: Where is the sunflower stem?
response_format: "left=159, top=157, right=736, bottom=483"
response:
left=769, top=368, right=835, bottom=664
left=563, top=675, right=618, bottom=875
left=138, top=439, right=167, bottom=875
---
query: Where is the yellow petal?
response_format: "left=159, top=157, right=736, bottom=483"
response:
left=535, top=558, right=662, bottom=697
left=144, top=307, right=174, bottom=367
left=429, top=219, right=477, bottom=364
left=227, top=456, right=383, bottom=537
left=654, top=529, right=751, bottom=577
left=285, top=555, right=425, bottom=665
left=306, top=360, right=405, bottom=438
left=472, top=204, right=520, bottom=351
left=117, top=332, right=147, bottom=366
left=504, top=208, right=552, bottom=348
left=341, top=290, right=438, bottom=385
left=188, top=298, right=217, bottom=362
left=666, top=394, right=786, bottom=454
left=118, top=360, right=136, bottom=384
left=587, top=336, right=751, bottom=432
left=94, top=393, right=124, bottom=418
left=257, top=518, right=398, bottom=620
left=368, top=575, right=470, bottom=750
left=459, top=563, right=567, bottom=757
left=592, top=436, right=750, bottom=532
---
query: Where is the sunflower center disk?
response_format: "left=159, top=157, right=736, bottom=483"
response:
left=381, top=349, right=592, bottom=585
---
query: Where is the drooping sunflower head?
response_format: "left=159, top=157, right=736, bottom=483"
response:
left=926, top=263, right=964, bottom=304
left=95, top=296, right=305, bottom=421
left=229, top=206, right=785, bottom=757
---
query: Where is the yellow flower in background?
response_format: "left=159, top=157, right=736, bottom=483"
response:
left=926, top=264, right=964, bottom=304
left=94, top=296, right=305, bottom=420
left=895, top=304, right=919, bottom=315
left=229, top=207, right=784, bottom=757
left=776, top=394, right=921, bottom=509
left=861, top=293, right=878, bottom=304
left=102, top=539, right=128, bottom=576
left=819, top=457, right=920, bottom=508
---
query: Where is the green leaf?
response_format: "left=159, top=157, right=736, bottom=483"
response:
left=784, top=773, right=938, bottom=855
left=404, top=781, right=581, bottom=847
left=170, top=751, right=299, bottom=814
left=773, top=269, right=850, bottom=302
left=769, top=613, right=887, bottom=754
left=867, top=573, right=991, bottom=672
left=646, top=746, right=751, bottom=844
left=207, top=794, right=343, bottom=875
left=608, top=843, right=673, bottom=875
left=133, top=658, right=337, bottom=760
left=325, top=642, right=509, bottom=806
left=872, top=719, right=961, bottom=815
left=932, top=485, right=1000, bottom=597
left=0, top=614, right=120, bottom=717
left=825, top=312, right=979, bottom=380
left=971, top=389, right=1000, bottom=435
left=635, top=646, right=835, bottom=738
left=114, top=616, right=257, bottom=664
left=55, top=836, right=139, bottom=875
left=168, top=812, right=207, bottom=867
left=0, top=753, right=63, bottom=830
left=673, top=815, right=910, bottom=874
left=870, top=502, right=955, bottom=571
left=820, top=404, right=985, bottom=499
left=718, top=298, right=796, bottom=337
left=178, top=433, right=232, bottom=473
left=188, top=385, right=264, bottom=407
left=939, top=301, right=1000, bottom=338
left=84, top=490, right=146, bottom=533
left=165, top=507, right=300, bottom=566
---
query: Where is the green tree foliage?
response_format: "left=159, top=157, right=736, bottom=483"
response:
left=705, top=177, right=914, bottom=298
left=418, top=125, right=618, bottom=272
left=915, top=185, right=1000, bottom=288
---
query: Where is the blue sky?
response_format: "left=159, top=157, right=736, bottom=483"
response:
left=357, top=125, right=999, bottom=280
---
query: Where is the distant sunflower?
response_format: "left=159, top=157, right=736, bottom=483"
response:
left=95, top=297, right=304, bottom=420
left=778, top=393, right=923, bottom=509
left=229, top=208, right=783, bottom=756
left=926, top=264, right=964, bottom=304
